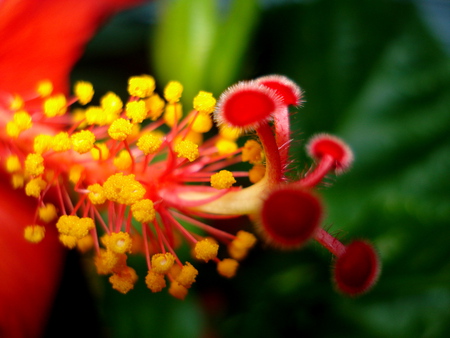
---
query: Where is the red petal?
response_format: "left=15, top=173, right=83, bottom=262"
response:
left=0, top=171, right=64, bottom=337
left=0, top=0, right=144, bottom=96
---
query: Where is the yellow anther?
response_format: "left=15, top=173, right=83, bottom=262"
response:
left=210, top=170, right=236, bottom=190
left=108, top=118, right=133, bottom=141
left=193, top=91, right=216, bottom=114
left=87, top=183, right=107, bottom=204
left=24, top=225, right=46, bottom=243
left=9, top=94, right=24, bottom=111
left=136, top=133, right=162, bottom=155
left=25, top=177, right=47, bottom=198
left=91, top=143, right=110, bottom=161
left=128, top=75, right=155, bottom=98
left=38, top=203, right=57, bottom=223
left=194, top=239, right=219, bottom=262
left=113, top=150, right=132, bottom=170
left=69, top=164, right=84, bottom=184
left=215, top=138, right=238, bottom=156
left=242, top=139, right=264, bottom=164
left=190, top=112, right=212, bottom=133
left=235, top=230, right=257, bottom=249
left=11, top=173, right=24, bottom=189
left=219, top=124, right=242, bottom=140
left=169, top=281, right=188, bottom=300
left=164, top=81, right=183, bottom=103
left=25, top=153, right=45, bottom=176
left=95, top=249, right=126, bottom=275
left=176, top=262, right=198, bottom=288
left=131, top=199, right=156, bottom=223
left=13, top=111, right=32, bottom=131
left=72, top=108, right=88, bottom=129
left=174, top=139, right=199, bottom=162
left=151, top=253, right=175, bottom=274
left=56, top=215, right=94, bottom=239
left=103, top=173, right=146, bottom=205
left=37, top=80, right=53, bottom=97
left=6, top=121, right=20, bottom=138
left=74, top=81, right=94, bottom=105
left=145, top=93, right=165, bottom=120
left=228, top=230, right=257, bottom=260
left=217, top=258, right=239, bottom=278
left=107, top=232, right=133, bottom=254
left=249, top=164, right=266, bottom=183
left=5, top=155, right=21, bottom=173
left=101, top=92, right=123, bottom=115
left=43, top=94, right=67, bottom=117
left=125, top=100, right=147, bottom=124
left=109, top=266, right=138, bottom=294
left=77, top=235, right=94, bottom=253
left=85, top=106, right=107, bottom=126
left=59, top=234, right=78, bottom=248
left=51, top=132, right=72, bottom=152
left=163, top=102, right=182, bottom=127
left=145, top=271, right=166, bottom=292
left=33, top=134, right=53, bottom=154
left=56, top=215, right=79, bottom=234
left=71, top=130, right=96, bottom=154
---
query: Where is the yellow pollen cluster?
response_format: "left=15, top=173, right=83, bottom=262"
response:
left=71, top=130, right=96, bottom=154
left=175, top=139, right=199, bottom=162
left=87, top=183, right=107, bottom=204
left=219, top=125, right=242, bottom=140
left=37, top=80, right=53, bottom=97
left=126, top=100, right=147, bottom=124
left=38, top=203, right=57, bottom=223
left=56, top=215, right=95, bottom=248
left=85, top=106, right=107, bottom=126
left=128, top=75, right=155, bottom=98
left=43, top=94, right=67, bottom=117
left=215, top=138, right=238, bottom=156
left=108, top=118, right=133, bottom=141
left=9, top=94, right=24, bottom=111
left=137, top=133, right=163, bottom=155
left=103, top=173, right=146, bottom=205
left=164, top=102, right=182, bottom=127
left=101, top=92, right=123, bottom=115
left=242, top=139, right=264, bottom=164
left=91, top=143, right=109, bottom=160
left=109, top=266, right=138, bottom=294
left=145, top=93, right=165, bottom=120
left=190, top=112, right=213, bottom=134
left=106, top=232, right=133, bottom=254
left=210, top=170, right=236, bottom=189
left=5, top=155, right=21, bottom=173
left=217, top=258, right=239, bottom=278
left=194, top=238, right=219, bottom=262
left=52, top=132, right=72, bottom=152
left=228, top=231, right=257, bottom=260
left=24, top=225, right=46, bottom=243
left=74, top=81, right=94, bottom=105
left=151, top=253, right=175, bottom=274
left=176, top=262, right=198, bottom=289
left=193, top=91, right=216, bottom=114
left=249, top=164, right=266, bottom=183
left=33, top=134, right=53, bottom=154
left=145, top=271, right=166, bottom=292
left=25, top=177, right=47, bottom=197
left=114, top=150, right=132, bottom=170
left=25, top=153, right=45, bottom=176
left=164, top=81, right=183, bottom=103
left=131, top=199, right=155, bottom=223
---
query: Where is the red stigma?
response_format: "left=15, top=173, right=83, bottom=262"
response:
left=216, top=81, right=281, bottom=130
left=256, top=75, right=302, bottom=106
left=334, top=240, right=380, bottom=296
left=259, top=187, right=322, bottom=248
left=307, top=134, right=353, bottom=173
